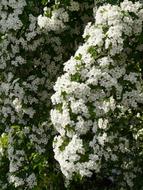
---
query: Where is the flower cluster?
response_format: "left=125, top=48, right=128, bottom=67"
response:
left=38, top=7, right=70, bottom=31
left=38, top=0, right=92, bottom=29
left=7, top=124, right=52, bottom=189
left=51, top=0, right=143, bottom=188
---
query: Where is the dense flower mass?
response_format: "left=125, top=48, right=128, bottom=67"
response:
left=51, top=0, right=143, bottom=189
left=0, top=0, right=67, bottom=188
left=0, top=0, right=63, bottom=127
left=0, top=0, right=95, bottom=189
left=0, top=0, right=143, bottom=189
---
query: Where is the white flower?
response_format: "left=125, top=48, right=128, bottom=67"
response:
left=26, top=173, right=37, bottom=189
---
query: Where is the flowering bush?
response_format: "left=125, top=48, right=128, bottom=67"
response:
left=0, top=0, right=143, bottom=189
left=0, top=0, right=63, bottom=188
left=51, top=0, right=143, bottom=189
left=0, top=0, right=95, bottom=189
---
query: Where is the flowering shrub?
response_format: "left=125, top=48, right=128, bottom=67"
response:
left=51, top=0, right=143, bottom=189
left=0, top=0, right=95, bottom=189
left=0, top=0, right=67, bottom=187
left=0, top=0, right=143, bottom=189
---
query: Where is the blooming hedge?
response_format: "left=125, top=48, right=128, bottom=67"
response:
left=0, top=0, right=95, bottom=189
left=0, top=0, right=143, bottom=189
left=51, top=0, right=143, bottom=189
